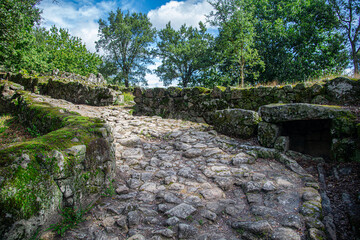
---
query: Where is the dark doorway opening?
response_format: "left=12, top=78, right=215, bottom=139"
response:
left=281, top=119, right=332, bottom=159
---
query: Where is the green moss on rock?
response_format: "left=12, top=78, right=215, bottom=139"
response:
left=257, top=122, right=281, bottom=148
left=212, top=109, right=261, bottom=139
left=0, top=82, right=115, bottom=239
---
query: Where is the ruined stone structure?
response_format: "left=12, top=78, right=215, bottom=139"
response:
left=258, top=103, right=358, bottom=161
left=133, top=77, right=360, bottom=122
left=134, top=77, right=360, bottom=162
left=0, top=80, right=115, bottom=239
left=0, top=72, right=124, bottom=106
left=0, top=74, right=359, bottom=240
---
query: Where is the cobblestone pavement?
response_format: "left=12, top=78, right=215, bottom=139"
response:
left=35, top=95, right=323, bottom=240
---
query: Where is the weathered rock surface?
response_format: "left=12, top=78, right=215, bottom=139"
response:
left=134, top=77, right=360, bottom=123
left=19, top=95, right=325, bottom=240
left=5, top=72, right=123, bottom=106
left=0, top=81, right=115, bottom=240
left=211, top=108, right=260, bottom=138
left=258, top=103, right=358, bottom=161
left=259, top=103, right=354, bottom=123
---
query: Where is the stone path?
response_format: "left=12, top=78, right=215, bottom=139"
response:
left=34, top=95, right=324, bottom=240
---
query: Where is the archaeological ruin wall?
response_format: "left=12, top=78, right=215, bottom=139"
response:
left=0, top=80, right=115, bottom=239
left=134, top=77, right=360, bottom=161
left=0, top=72, right=124, bottom=106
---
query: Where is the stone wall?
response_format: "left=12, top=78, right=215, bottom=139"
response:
left=133, top=77, right=360, bottom=123
left=0, top=80, right=116, bottom=240
left=133, top=77, right=360, bottom=161
left=257, top=103, right=358, bottom=162
left=0, top=72, right=123, bottom=106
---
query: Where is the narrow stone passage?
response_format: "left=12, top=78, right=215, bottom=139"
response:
left=35, top=95, right=323, bottom=240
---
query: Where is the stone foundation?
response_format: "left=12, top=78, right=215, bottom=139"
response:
left=0, top=72, right=123, bottom=106
left=0, top=80, right=116, bottom=240
left=134, top=77, right=360, bottom=122
left=258, top=103, right=358, bottom=161
left=133, top=78, right=360, bottom=162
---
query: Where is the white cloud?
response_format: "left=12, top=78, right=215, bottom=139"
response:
left=146, top=59, right=161, bottom=88
left=38, top=0, right=213, bottom=86
left=148, top=0, right=213, bottom=30
left=38, top=0, right=119, bottom=52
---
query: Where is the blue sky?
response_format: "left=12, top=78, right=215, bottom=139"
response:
left=38, top=0, right=214, bottom=87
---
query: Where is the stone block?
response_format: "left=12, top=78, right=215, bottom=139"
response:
left=274, top=136, right=289, bottom=152
left=212, top=108, right=261, bottom=138
left=258, top=122, right=281, bottom=148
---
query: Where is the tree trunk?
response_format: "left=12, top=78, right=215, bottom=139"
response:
left=182, top=76, right=188, bottom=88
left=354, top=51, right=359, bottom=76
left=241, top=64, right=244, bottom=88
left=350, top=32, right=359, bottom=76
left=124, top=67, right=130, bottom=87
left=124, top=75, right=129, bottom=87
left=240, top=46, right=244, bottom=88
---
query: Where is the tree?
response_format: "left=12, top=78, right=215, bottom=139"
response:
left=0, top=0, right=41, bottom=70
left=328, top=0, right=360, bottom=75
left=42, top=26, right=102, bottom=75
left=208, top=0, right=348, bottom=84
left=156, top=22, right=214, bottom=87
left=255, top=0, right=348, bottom=82
left=209, top=0, right=264, bottom=87
left=96, top=9, right=156, bottom=87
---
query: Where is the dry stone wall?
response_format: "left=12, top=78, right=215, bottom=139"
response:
left=0, top=80, right=116, bottom=240
left=133, top=77, right=360, bottom=123
left=134, top=78, right=360, bottom=161
left=0, top=72, right=123, bottom=106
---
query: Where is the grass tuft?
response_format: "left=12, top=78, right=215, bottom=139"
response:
left=47, top=204, right=93, bottom=237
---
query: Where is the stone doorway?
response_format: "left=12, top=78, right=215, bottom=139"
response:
left=281, top=119, right=332, bottom=159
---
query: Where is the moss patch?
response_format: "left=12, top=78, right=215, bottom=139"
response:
left=0, top=82, right=114, bottom=238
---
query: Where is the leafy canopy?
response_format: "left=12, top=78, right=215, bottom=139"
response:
left=96, top=9, right=156, bottom=87
left=328, top=0, right=360, bottom=74
left=208, top=0, right=348, bottom=85
left=0, top=0, right=41, bottom=70
left=209, top=0, right=264, bottom=87
left=0, top=1, right=102, bottom=77
left=156, top=22, right=214, bottom=87
left=37, top=26, right=102, bottom=75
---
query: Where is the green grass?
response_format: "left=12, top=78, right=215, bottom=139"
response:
left=0, top=114, right=12, bottom=134
left=243, top=73, right=359, bottom=89
left=26, top=124, right=41, bottom=138
left=47, top=204, right=93, bottom=237
left=123, top=92, right=134, bottom=104
left=102, top=179, right=116, bottom=197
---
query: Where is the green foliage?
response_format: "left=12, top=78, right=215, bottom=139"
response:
left=26, top=124, right=41, bottom=138
left=102, top=179, right=116, bottom=197
left=208, top=0, right=348, bottom=85
left=0, top=114, right=12, bottom=134
left=96, top=9, right=157, bottom=87
left=328, top=0, right=360, bottom=75
left=254, top=0, right=348, bottom=83
left=0, top=1, right=102, bottom=76
left=156, top=22, right=214, bottom=87
left=32, top=26, right=103, bottom=76
left=47, top=204, right=93, bottom=236
left=0, top=0, right=41, bottom=71
left=210, top=0, right=264, bottom=87
left=123, top=92, right=134, bottom=104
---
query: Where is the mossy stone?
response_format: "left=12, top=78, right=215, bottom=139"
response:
left=258, top=122, right=281, bottom=148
